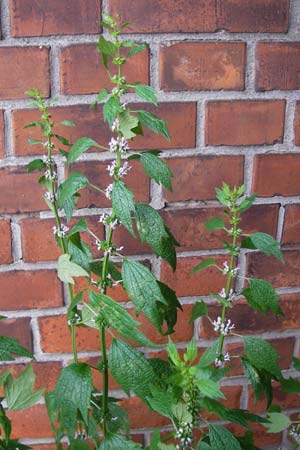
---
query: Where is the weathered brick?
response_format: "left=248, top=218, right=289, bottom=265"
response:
left=165, top=156, right=244, bottom=203
left=109, top=0, right=289, bottom=33
left=205, top=100, right=285, bottom=146
left=161, top=256, right=225, bottom=297
left=0, top=47, right=49, bottom=99
left=256, top=43, right=300, bottom=91
left=0, top=110, right=4, bottom=158
left=0, top=166, right=47, bottom=213
left=0, top=220, right=12, bottom=264
left=10, top=0, right=101, bottom=37
left=0, top=318, right=32, bottom=352
left=60, top=44, right=149, bottom=95
left=8, top=404, right=52, bottom=439
left=252, top=154, right=300, bottom=197
left=163, top=204, right=279, bottom=252
left=160, top=42, right=246, bottom=91
left=282, top=204, right=300, bottom=244
left=0, top=270, right=63, bottom=310
left=13, top=102, right=196, bottom=156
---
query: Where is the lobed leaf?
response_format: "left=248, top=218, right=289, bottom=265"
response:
left=4, top=365, right=43, bottom=411
left=57, top=254, right=89, bottom=285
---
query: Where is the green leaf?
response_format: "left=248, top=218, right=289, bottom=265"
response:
left=103, top=96, right=122, bottom=126
left=54, top=134, right=71, bottom=146
left=238, top=194, right=256, bottom=213
left=112, top=181, right=135, bottom=236
left=109, top=339, right=157, bottom=401
left=67, top=137, right=101, bottom=165
left=193, top=258, right=215, bottom=273
left=133, top=84, right=158, bottom=106
left=137, top=110, right=170, bottom=141
left=57, top=172, right=89, bottom=208
left=68, top=441, right=91, bottom=450
left=93, top=88, right=108, bottom=107
left=27, top=158, right=46, bottom=173
left=28, top=138, right=42, bottom=145
left=264, top=412, right=291, bottom=433
left=97, top=36, right=116, bottom=57
left=118, top=110, right=139, bottom=139
left=68, top=236, right=92, bottom=272
left=172, top=402, right=193, bottom=424
left=184, top=338, right=198, bottom=363
left=197, top=341, right=218, bottom=369
left=242, top=278, right=282, bottom=316
left=4, top=365, right=43, bottom=411
left=147, top=386, right=176, bottom=419
left=281, top=377, right=300, bottom=393
left=57, top=254, right=89, bottom=285
left=157, top=281, right=182, bottom=334
left=243, top=337, right=281, bottom=378
left=241, top=232, right=284, bottom=263
left=293, top=356, right=300, bottom=372
left=52, top=363, right=93, bottom=440
left=60, top=120, right=76, bottom=127
left=166, top=338, right=181, bottom=366
left=87, top=291, right=159, bottom=347
left=205, top=217, right=225, bottom=231
left=69, top=218, right=88, bottom=236
left=241, top=358, right=262, bottom=402
left=197, top=443, right=211, bottom=450
left=0, top=337, right=33, bottom=361
left=0, top=370, right=10, bottom=385
left=99, top=434, right=142, bottom=450
left=215, top=187, right=229, bottom=206
left=135, top=203, right=176, bottom=270
left=127, top=44, right=147, bottom=57
left=0, top=402, right=12, bottom=442
left=24, top=120, right=41, bottom=129
left=209, top=425, right=242, bottom=450
left=189, top=301, right=208, bottom=323
left=196, top=378, right=224, bottom=400
left=140, top=152, right=173, bottom=191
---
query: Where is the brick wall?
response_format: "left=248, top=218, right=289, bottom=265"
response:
left=0, top=0, right=300, bottom=448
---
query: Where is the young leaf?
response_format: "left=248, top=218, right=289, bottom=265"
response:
left=133, top=84, right=158, bottom=106
left=69, top=218, right=88, bottom=236
left=241, top=232, right=284, bottom=263
left=193, top=258, right=215, bottom=273
left=209, top=425, right=242, bottom=450
left=54, top=134, right=71, bottom=146
left=27, top=159, right=46, bottom=173
left=118, top=110, right=139, bottom=139
left=0, top=336, right=33, bottom=361
left=112, top=181, right=135, bottom=236
left=137, top=110, right=170, bottom=140
left=52, top=363, right=93, bottom=440
left=127, top=44, right=147, bottom=57
left=238, top=194, right=256, bottom=213
left=97, top=36, right=116, bottom=57
left=243, top=337, right=281, bottom=378
left=189, top=301, right=208, bottom=323
left=28, top=138, right=42, bottom=145
left=205, top=217, right=225, bottom=231
left=215, top=187, right=229, bottom=206
left=60, top=120, right=76, bottom=127
left=242, top=278, right=282, bottom=316
left=68, top=441, right=91, bottom=450
left=57, top=172, right=89, bottom=208
left=140, top=152, right=173, bottom=191
left=67, top=137, right=101, bottom=165
left=57, top=254, right=89, bottom=285
left=24, top=120, right=41, bottom=129
left=197, top=341, right=218, bottom=369
left=196, top=378, right=224, bottom=400
left=99, top=433, right=142, bottom=450
left=264, top=412, right=291, bottom=433
left=108, top=338, right=158, bottom=401
left=103, top=96, right=122, bottom=126
left=184, top=338, right=198, bottom=363
left=4, top=365, right=43, bottom=411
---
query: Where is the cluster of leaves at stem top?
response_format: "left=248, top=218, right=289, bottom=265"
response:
left=25, top=14, right=181, bottom=450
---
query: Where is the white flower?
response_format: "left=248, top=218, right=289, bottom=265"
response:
left=45, top=169, right=57, bottom=181
left=53, top=224, right=69, bottom=238
left=223, top=261, right=230, bottom=274
left=219, top=288, right=226, bottom=298
left=105, top=184, right=113, bottom=199
left=289, top=426, right=300, bottom=443
left=107, top=160, right=117, bottom=177
left=108, top=137, right=119, bottom=153
left=44, top=191, right=56, bottom=202
left=99, top=213, right=109, bottom=224
left=43, top=155, right=54, bottom=164
left=219, top=288, right=235, bottom=302
left=213, top=317, right=235, bottom=336
left=118, top=161, right=131, bottom=177
left=111, top=118, right=120, bottom=132
left=224, top=352, right=230, bottom=361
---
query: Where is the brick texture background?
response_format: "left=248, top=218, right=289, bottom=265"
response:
left=0, top=0, right=300, bottom=448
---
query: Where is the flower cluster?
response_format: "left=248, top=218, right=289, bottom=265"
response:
left=289, top=425, right=300, bottom=444
left=219, top=287, right=235, bottom=302
left=222, top=261, right=240, bottom=277
left=44, top=191, right=56, bottom=203
left=175, top=421, right=193, bottom=449
left=213, top=317, right=235, bottom=336
left=108, top=136, right=130, bottom=153
left=52, top=224, right=69, bottom=238
left=45, top=169, right=57, bottom=181
left=106, top=160, right=131, bottom=178
left=215, top=352, right=230, bottom=368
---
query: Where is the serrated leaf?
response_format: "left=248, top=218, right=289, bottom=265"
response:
left=103, top=96, right=122, bottom=126
left=52, top=363, right=93, bottom=440
left=189, top=301, right=208, bottom=323
left=242, top=278, right=282, bottom=316
left=209, top=425, right=242, bottom=450
left=97, top=36, right=116, bottom=56
left=134, top=84, right=158, bottom=106
left=215, top=187, right=229, bottom=206
left=140, top=152, right=173, bottom=191
left=196, top=378, right=224, bottom=400
left=172, top=402, right=193, bottom=424
left=205, top=217, right=225, bottom=231
left=67, top=137, right=101, bottom=165
left=135, top=203, right=176, bottom=269
left=57, top=254, right=89, bottom=284
left=99, top=434, right=142, bottom=450
left=27, top=158, right=46, bottom=173
left=60, top=120, right=76, bottom=127
left=264, top=412, right=291, bottom=433
left=118, top=110, right=139, bottom=139
left=68, top=441, right=90, bottom=450
left=55, top=134, right=70, bottom=146
left=0, top=337, right=32, bottom=361
left=147, top=386, right=176, bottom=419
left=281, top=377, right=300, bottom=393
left=193, top=258, right=215, bottom=273
left=241, top=232, right=284, bottom=263
left=4, top=365, right=43, bottom=411
left=108, top=339, right=157, bottom=401
left=197, top=341, right=218, bottom=369
left=87, top=291, right=158, bottom=347
left=69, top=218, right=88, bottom=236
left=57, top=172, right=89, bottom=208
left=112, top=181, right=135, bottom=235
left=137, top=110, right=170, bottom=140
left=241, top=358, right=262, bottom=403
left=238, top=194, right=256, bottom=213
left=68, top=236, right=92, bottom=272
left=243, top=337, right=281, bottom=378
left=184, top=338, right=198, bottom=363
left=127, top=44, right=147, bottom=57
left=157, top=281, right=182, bottom=334
left=197, top=443, right=211, bottom=450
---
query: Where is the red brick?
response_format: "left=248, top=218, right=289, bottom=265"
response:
left=160, top=42, right=246, bottom=91
left=109, top=0, right=289, bottom=33
left=163, top=204, right=279, bottom=252
left=228, top=422, right=281, bottom=448
left=282, top=204, right=300, bottom=245
left=0, top=110, right=4, bottom=158
left=13, top=102, right=196, bottom=156
left=120, top=396, right=170, bottom=429
left=73, top=160, right=150, bottom=209
left=294, top=101, right=300, bottom=145
left=248, top=383, right=300, bottom=413
left=60, top=44, right=149, bottom=95
left=161, top=256, right=226, bottom=297
left=0, top=318, right=32, bottom=352
left=252, top=154, right=300, bottom=197
left=256, top=43, right=300, bottom=91
left=74, top=270, right=129, bottom=303
left=10, top=0, right=101, bottom=37
left=205, top=100, right=285, bottom=146
left=8, top=404, right=52, bottom=439
left=0, top=47, right=49, bottom=99
left=0, top=270, right=63, bottom=310
left=165, top=156, right=244, bottom=203
left=113, top=223, right=152, bottom=256
left=0, top=220, right=12, bottom=264
left=247, top=250, right=300, bottom=289
left=0, top=166, right=47, bottom=213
